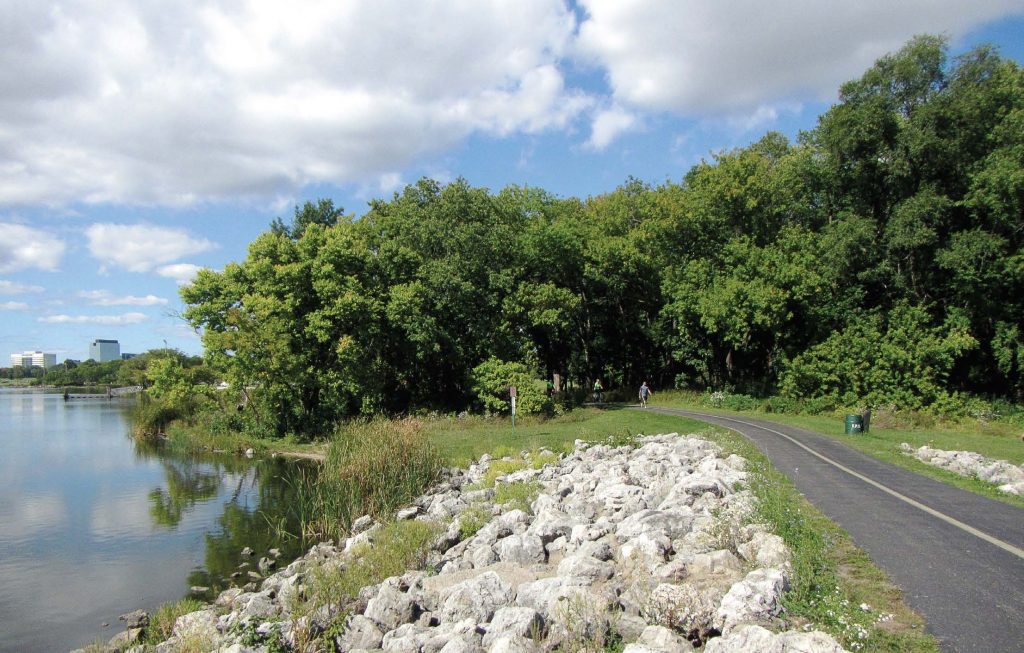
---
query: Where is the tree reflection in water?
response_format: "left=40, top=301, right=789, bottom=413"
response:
left=135, top=440, right=312, bottom=598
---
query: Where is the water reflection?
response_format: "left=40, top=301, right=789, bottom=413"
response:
left=137, top=443, right=311, bottom=596
left=0, top=390, right=318, bottom=653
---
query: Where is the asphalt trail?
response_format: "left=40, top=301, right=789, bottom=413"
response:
left=642, top=407, right=1024, bottom=653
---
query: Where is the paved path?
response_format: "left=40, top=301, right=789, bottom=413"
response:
left=642, top=407, right=1024, bottom=653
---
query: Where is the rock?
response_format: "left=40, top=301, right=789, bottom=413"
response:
left=716, top=568, right=789, bottom=632
left=487, top=634, right=541, bottom=653
left=397, top=506, right=420, bottom=520
left=189, top=585, right=209, bottom=596
left=215, top=587, right=244, bottom=607
left=737, top=532, right=790, bottom=568
left=496, top=534, right=546, bottom=565
left=238, top=592, right=280, bottom=621
left=556, top=555, right=615, bottom=582
left=108, top=627, right=143, bottom=649
left=269, top=547, right=282, bottom=558
left=704, top=624, right=849, bottom=652
left=258, top=556, right=276, bottom=573
left=337, top=615, right=385, bottom=650
left=382, top=623, right=433, bottom=651
left=439, top=571, right=515, bottom=623
left=365, top=583, right=418, bottom=631
left=482, top=607, right=544, bottom=647
left=643, top=583, right=720, bottom=637
left=634, top=624, right=693, bottom=652
left=240, top=546, right=254, bottom=556
left=171, top=609, right=218, bottom=641
left=526, top=507, right=575, bottom=544
left=352, top=514, right=374, bottom=534
left=244, top=448, right=255, bottom=458
left=118, top=609, right=149, bottom=629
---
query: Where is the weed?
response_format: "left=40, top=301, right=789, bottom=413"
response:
left=458, top=502, right=492, bottom=539
left=142, top=597, right=205, bottom=645
left=494, top=481, right=541, bottom=513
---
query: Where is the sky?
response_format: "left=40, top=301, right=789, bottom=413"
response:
left=2, top=1, right=1023, bottom=362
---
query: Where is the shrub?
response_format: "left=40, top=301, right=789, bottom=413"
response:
left=780, top=304, right=976, bottom=410
left=494, top=481, right=541, bottom=513
left=471, top=357, right=551, bottom=415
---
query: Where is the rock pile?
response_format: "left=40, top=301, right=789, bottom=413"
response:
left=900, top=443, right=1024, bottom=495
left=95, top=433, right=849, bottom=653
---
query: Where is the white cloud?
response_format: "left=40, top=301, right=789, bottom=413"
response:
left=156, top=263, right=204, bottom=285
left=39, top=312, right=149, bottom=325
left=586, top=105, right=640, bottom=150
left=576, top=0, right=1024, bottom=115
left=86, top=224, right=215, bottom=273
left=79, top=290, right=168, bottom=306
left=0, top=280, right=44, bottom=294
left=0, top=224, right=66, bottom=272
left=0, top=0, right=587, bottom=206
left=1, top=301, right=28, bottom=310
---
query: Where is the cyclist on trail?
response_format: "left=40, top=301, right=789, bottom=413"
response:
left=593, top=378, right=604, bottom=403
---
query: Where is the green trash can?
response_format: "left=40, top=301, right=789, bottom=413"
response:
left=845, top=414, right=864, bottom=434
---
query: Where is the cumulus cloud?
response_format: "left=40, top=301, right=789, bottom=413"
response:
left=0, top=0, right=587, bottom=206
left=1, top=301, right=28, bottom=310
left=586, top=105, right=640, bottom=150
left=78, top=290, right=168, bottom=306
left=0, top=280, right=45, bottom=294
left=156, top=263, right=205, bottom=285
left=576, top=0, right=1024, bottom=115
left=0, top=224, right=66, bottom=273
left=86, top=224, right=215, bottom=273
left=38, top=312, right=149, bottom=325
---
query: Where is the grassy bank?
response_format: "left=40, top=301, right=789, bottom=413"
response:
left=135, top=408, right=936, bottom=652
left=653, top=391, right=1024, bottom=509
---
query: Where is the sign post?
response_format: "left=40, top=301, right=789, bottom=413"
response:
left=509, top=385, right=517, bottom=434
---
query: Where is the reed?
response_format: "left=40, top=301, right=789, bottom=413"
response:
left=294, top=418, right=443, bottom=541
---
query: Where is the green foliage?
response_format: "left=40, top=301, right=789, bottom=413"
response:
left=294, top=419, right=442, bottom=540
left=458, top=503, right=492, bottom=539
left=143, top=597, right=205, bottom=644
left=174, top=36, right=1024, bottom=435
left=493, top=481, right=542, bottom=514
left=471, top=357, right=551, bottom=415
left=780, top=304, right=977, bottom=410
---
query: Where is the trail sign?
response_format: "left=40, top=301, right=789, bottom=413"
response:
left=509, top=385, right=517, bottom=397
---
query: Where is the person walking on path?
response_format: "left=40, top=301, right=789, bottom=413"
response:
left=639, top=381, right=652, bottom=408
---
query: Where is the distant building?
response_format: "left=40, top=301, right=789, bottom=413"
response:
left=89, top=339, right=121, bottom=362
left=121, top=353, right=137, bottom=360
left=10, top=351, right=57, bottom=368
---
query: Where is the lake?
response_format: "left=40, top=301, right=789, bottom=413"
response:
left=0, top=389, right=310, bottom=652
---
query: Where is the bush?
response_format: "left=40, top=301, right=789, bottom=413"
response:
left=780, top=304, right=976, bottom=410
left=471, top=357, right=551, bottom=415
left=129, top=396, right=181, bottom=439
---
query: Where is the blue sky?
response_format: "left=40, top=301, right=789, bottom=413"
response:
left=2, top=1, right=1023, bottom=362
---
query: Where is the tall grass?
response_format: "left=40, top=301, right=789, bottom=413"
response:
left=293, top=419, right=443, bottom=541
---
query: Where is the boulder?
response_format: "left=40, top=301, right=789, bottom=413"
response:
left=337, top=614, right=385, bottom=651
left=365, top=583, right=418, bottom=631
left=716, top=568, right=789, bottom=632
left=438, top=571, right=515, bottom=623
left=496, top=534, right=546, bottom=565
left=482, top=607, right=544, bottom=647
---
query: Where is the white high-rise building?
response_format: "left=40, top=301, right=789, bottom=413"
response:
left=10, top=351, right=57, bottom=368
left=89, top=339, right=121, bottom=362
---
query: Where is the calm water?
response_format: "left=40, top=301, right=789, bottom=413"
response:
left=0, top=389, right=310, bottom=653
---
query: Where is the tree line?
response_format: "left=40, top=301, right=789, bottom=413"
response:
left=181, top=36, right=1024, bottom=436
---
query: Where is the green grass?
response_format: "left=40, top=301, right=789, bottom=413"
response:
left=423, top=407, right=711, bottom=466
left=494, top=480, right=542, bottom=513
left=142, top=597, right=206, bottom=645
left=654, top=391, right=1024, bottom=509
